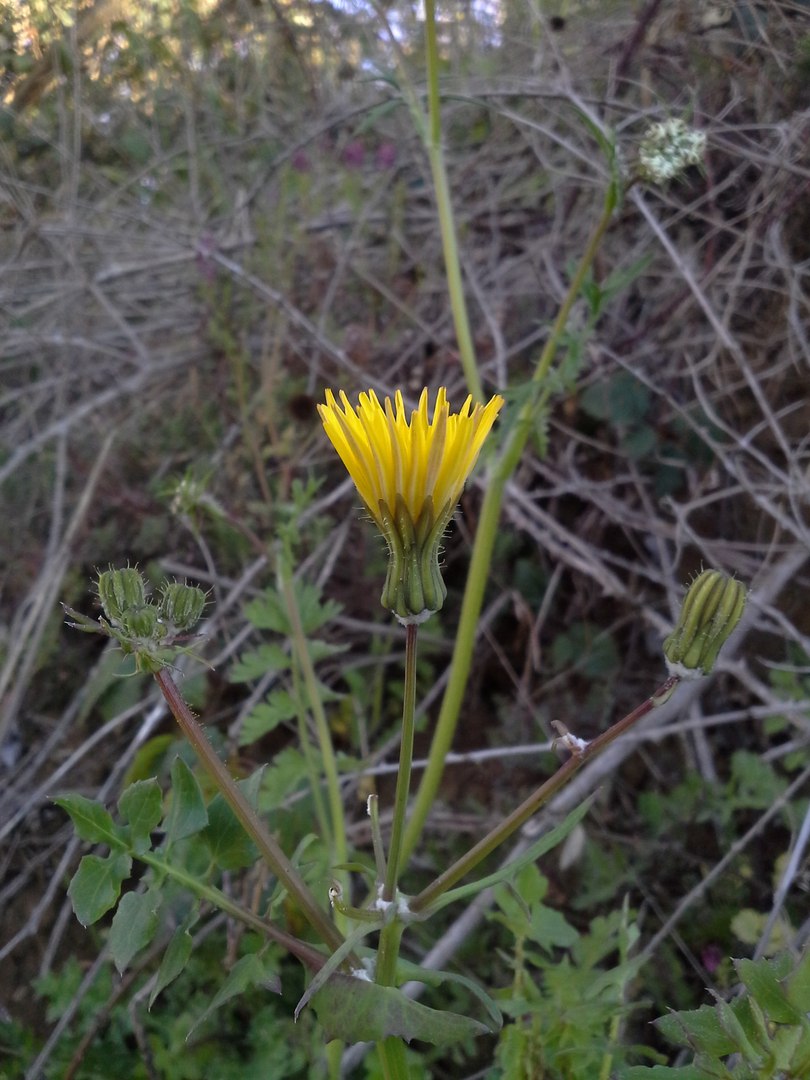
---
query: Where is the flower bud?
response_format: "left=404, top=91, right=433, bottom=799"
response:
left=159, top=582, right=206, bottom=631
left=663, top=570, right=747, bottom=676
left=379, top=495, right=447, bottom=625
left=121, top=604, right=162, bottom=641
left=97, top=567, right=147, bottom=625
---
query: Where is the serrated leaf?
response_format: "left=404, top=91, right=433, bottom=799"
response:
left=310, top=975, right=491, bottom=1046
left=259, top=747, right=310, bottom=810
left=118, top=779, right=163, bottom=854
left=53, top=794, right=126, bottom=849
left=68, top=851, right=132, bottom=926
left=109, top=888, right=161, bottom=973
left=230, top=643, right=292, bottom=683
left=149, top=911, right=198, bottom=1009
left=245, top=581, right=341, bottom=636
left=786, top=946, right=810, bottom=1011
left=713, top=993, right=767, bottom=1062
left=164, top=757, right=208, bottom=842
left=656, top=1005, right=738, bottom=1057
left=736, top=956, right=804, bottom=1025
left=187, top=952, right=281, bottom=1038
left=238, top=689, right=300, bottom=747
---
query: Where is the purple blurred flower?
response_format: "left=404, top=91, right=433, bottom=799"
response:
left=701, top=944, right=723, bottom=974
left=375, top=142, right=397, bottom=170
left=342, top=139, right=365, bottom=168
left=291, top=149, right=311, bottom=172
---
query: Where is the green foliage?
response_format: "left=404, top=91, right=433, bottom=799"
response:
left=624, top=950, right=810, bottom=1079
left=311, top=974, right=494, bottom=1046
left=232, top=578, right=345, bottom=746
left=766, top=647, right=810, bottom=770
left=488, top=865, right=643, bottom=1079
left=20, top=948, right=324, bottom=1079
left=550, top=620, right=620, bottom=681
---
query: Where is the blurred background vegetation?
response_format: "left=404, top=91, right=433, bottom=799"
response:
left=1, top=0, right=810, bottom=1076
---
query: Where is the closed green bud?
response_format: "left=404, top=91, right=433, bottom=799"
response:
left=663, top=570, right=747, bottom=676
left=121, top=604, right=161, bottom=641
left=97, top=567, right=146, bottom=624
left=160, top=582, right=206, bottom=631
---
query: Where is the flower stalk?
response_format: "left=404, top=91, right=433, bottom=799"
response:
left=409, top=673, right=681, bottom=915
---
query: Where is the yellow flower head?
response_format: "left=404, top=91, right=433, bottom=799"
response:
left=318, top=387, right=504, bottom=622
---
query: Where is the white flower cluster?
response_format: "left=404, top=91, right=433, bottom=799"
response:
left=638, top=119, right=707, bottom=184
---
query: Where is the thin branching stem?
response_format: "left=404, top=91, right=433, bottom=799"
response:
left=409, top=674, right=680, bottom=914
left=154, top=668, right=346, bottom=955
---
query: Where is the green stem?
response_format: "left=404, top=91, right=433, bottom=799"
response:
left=423, top=0, right=482, bottom=403
left=401, top=188, right=618, bottom=865
left=278, top=558, right=348, bottom=872
left=382, top=623, right=419, bottom=901
left=154, top=669, right=345, bottom=955
left=409, top=674, right=680, bottom=914
left=138, top=849, right=325, bottom=972
left=373, top=625, right=418, bottom=1078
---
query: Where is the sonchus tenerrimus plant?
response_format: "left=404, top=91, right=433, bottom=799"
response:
left=54, top=67, right=751, bottom=1075
left=59, top=409, right=748, bottom=1077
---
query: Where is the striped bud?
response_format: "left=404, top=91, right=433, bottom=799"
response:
left=663, top=570, right=747, bottom=676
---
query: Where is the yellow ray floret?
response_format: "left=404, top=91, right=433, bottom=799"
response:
left=318, top=387, right=504, bottom=530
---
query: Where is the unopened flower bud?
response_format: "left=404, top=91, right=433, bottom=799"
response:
left=663, top=570, right=746, bottom=677
left=160, top=582, right=206, bottom=631
left=121, top=604, right=162, bottom=641
left=97, top=567, right=146, bottom=625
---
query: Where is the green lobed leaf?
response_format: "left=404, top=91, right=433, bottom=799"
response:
left=108, top=887, right=161, bottom=973
left=310, top=975, right=492, bottom=1046
left=67, top=851, right=132, bottom=926
left=200, top=770, right=263, bottom=871
left=230, top=643, right=292, bottom=682
left=163, top=756, right=208, bottom=842
left=244, top=581, right=341, bottom=636
left=187, top=952, right=281, bottom=1038
left=118, top=778, right=163, bottom=854
left=238, top=689, right=301, bottom=746
left=53, top=793, right=127, bottom=849
left=395, top=957, right=502, bottom=1034
left=786, top=945, right=810, bottom=1012
left=656, top=1005, right=738, bottom=1057
left=771, top=1023, right=804, bottom=1072
left=735, top=955, right=804, bottom=1025
left=717, top=989, right=773, bottom=1058
left=149, top=907, right=199, bottom=1009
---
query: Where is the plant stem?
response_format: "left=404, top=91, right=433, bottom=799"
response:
left=401, top=187, right=618, bottom=865
left=382, top=623, right=419, bottom=902
left=278, top=558, right=349, bottom=877
left=409, top=674, right=680, bottom=914
left=154, top=668, right=345, bottom=955
left=423, top=0, right=483, bottom=403
left=138, top=850, right=326, bottom=972
left=373, top=625, right=418, bottom=1078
